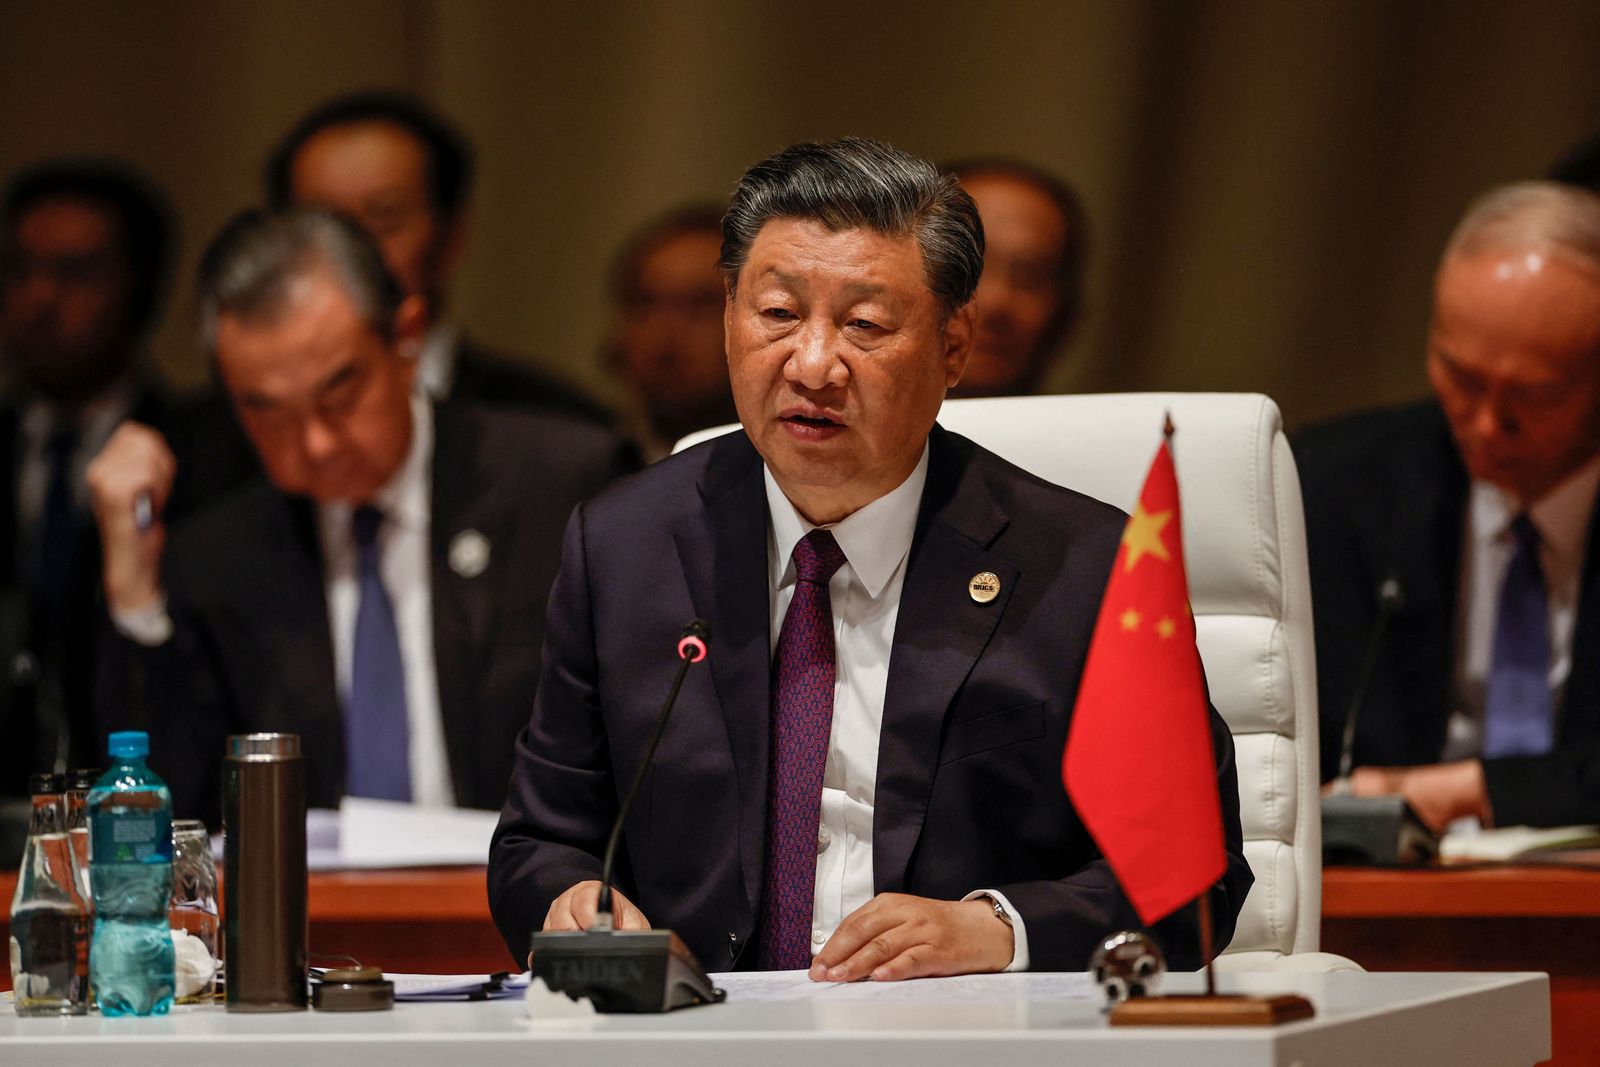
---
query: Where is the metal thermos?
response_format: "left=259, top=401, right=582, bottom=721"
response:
left=222, top=732, right=307, bottom=1012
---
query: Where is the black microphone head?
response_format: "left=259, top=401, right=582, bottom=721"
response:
left=677, top=619, right=710, bottom=663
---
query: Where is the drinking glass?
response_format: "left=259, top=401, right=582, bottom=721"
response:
left=168, top=819, right=220, bottom=1003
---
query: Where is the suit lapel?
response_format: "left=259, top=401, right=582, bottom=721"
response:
left=672, top=434, right=770, bottom=915
left=427, top=404, right=505, bottom=802
left=874, top=428, right=1016, bottom=893
left=1559, top=485, right=1600, bottom=735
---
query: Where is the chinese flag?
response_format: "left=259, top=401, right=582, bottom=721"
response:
left=1063, top=430, right=1226, bottom=926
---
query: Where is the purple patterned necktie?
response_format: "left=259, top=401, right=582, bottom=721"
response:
left=1483, top=513, right=1554, bottom=758
left=758, top=529, right=847, bottom=969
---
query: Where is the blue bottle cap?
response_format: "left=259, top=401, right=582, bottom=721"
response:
left=107, top=730, right=150, bottom=759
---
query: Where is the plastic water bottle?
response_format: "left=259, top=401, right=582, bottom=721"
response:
left=88, top=731, right=176, bottom=1016
left=8, top=773, right=91, bottom=1015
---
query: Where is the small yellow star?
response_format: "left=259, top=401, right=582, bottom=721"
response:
left=1156, top=617, right=1176, bottom=639
left=1121, top=502, right=1173, bottom=573
left=1120, top=609, right=1142, bottom=631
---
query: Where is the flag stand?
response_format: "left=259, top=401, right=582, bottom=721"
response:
left=1108, top=896, right=1316, bottom=1027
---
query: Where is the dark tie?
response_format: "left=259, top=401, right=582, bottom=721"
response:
left=344, top=505, right=412, bottom=801
left=758, top=529, right=847, bottom=970
left=1482, top=514, right=1554, bottom=759
left=38, top=422, right=81, bottom=615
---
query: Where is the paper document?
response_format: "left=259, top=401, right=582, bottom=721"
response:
left=300, top=800, right=500, bottom=870
left=388, top=972, right=529, bottom=1001
left=1440, top=823, right=1600, bottom=863
left=709, top=970, right=1097, bottom=1003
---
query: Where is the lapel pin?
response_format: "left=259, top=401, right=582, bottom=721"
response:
left=448, top=529, right=491, bottom=579
left=968, top=571, right=1001, bottom=604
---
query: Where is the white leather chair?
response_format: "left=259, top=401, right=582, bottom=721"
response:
left=677, top=392, right=1357, bottom=970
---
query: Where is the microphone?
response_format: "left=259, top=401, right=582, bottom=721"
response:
left=1337, top=575, right=1404, bottom=782
left=528, top=619, right=726, bottom=1013
left=1321, top=575, right=1438, bottom=866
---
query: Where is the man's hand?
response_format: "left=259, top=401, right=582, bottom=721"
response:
left=1341, top=760, right=1492, bottom=831
left=809, top=892, right=1013, bottom=983
left=86, top=421, right=176, bottom=615
left=544, top=880, right=651, bottom=933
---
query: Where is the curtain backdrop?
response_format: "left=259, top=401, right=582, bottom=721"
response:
left=4, top=0, right=1598, bottom=430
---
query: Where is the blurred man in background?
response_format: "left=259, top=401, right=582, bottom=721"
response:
left=0, top=160, right=179, bottom=792
left=267, top=90, right=610, bottom=420
left=1297, top=182, right=1600, bottom=831
left=605, top=205, right=737, bottom=460
left=947, top=159, right=1089, bottom=398
left=89, top=207, right=633, bottom=825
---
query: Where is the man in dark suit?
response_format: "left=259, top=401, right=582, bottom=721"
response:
left=1297, top=181, right=1600, bottom=830
left=604, top=205, right=738, bottom=461
left=0, top=160, right=181, bottom=792
left=945, top=158, right=1090, bottom=399
left=489, top=139, right=1250, bottom=979
left=88, top=207, right=633, bottom=825
left=266, top=91, right=610, bottom=421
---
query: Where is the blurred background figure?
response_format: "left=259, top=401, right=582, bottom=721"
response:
left=947, top=159, right=1089, bottom=398
left=1296, top=181, right=1600, bottom=832
left=267, top=90, right=610, bottom=420
left=88, top=207, right=634, bottom=825
left=605, top=205, right=736, bottom=460
left=0, top=159, right=179, bottom=797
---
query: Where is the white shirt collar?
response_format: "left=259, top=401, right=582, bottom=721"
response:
left=416, top=320, right=460, bottom=400
left=764, top=444, right=930, bottom=599
left=319, top=393, right=433, bottom=540
left=1469, top=451, right=1600, bottom=564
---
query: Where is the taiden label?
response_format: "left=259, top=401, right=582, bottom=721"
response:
left=90, top=811, right=173, bottom=864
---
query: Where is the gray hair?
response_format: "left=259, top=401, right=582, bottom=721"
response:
left=719, top=138, right=984, bottom=317
left=1443, top=181, right=1600, bottom=275
left=197, top=206, right=403, bottom=353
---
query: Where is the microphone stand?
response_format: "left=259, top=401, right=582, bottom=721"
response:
left=1321, top=576, right=1439, bottom=865
left=528, top=620, right=726, bottom=1012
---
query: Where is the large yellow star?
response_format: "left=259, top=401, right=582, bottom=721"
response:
left=1121, top=502, right=1173, bottom=573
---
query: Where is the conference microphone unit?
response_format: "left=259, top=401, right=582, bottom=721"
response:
left=1321, top=576, right=1439, bottom=866
left=529, top=619, right=727, bottom=1013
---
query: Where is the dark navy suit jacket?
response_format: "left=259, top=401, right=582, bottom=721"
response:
left=96, top=401, right=634, bottom=827
left=488, top=426, right=1252, bottom=971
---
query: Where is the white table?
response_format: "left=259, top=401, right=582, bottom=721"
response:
left=0, top=971, right=1550, bottom=1066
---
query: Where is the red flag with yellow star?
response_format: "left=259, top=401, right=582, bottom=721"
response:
left=1063, top=429, right=1226, bottom=926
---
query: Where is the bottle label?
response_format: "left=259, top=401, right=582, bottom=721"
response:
left=90, top=811, right=173, bottom=864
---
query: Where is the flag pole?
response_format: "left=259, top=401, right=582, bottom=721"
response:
left=1095, top=408, right=1314, bottom=1026
left=1169, top=406, right=1215, bottom=998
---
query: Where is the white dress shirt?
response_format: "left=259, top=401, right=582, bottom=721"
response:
left=763, top=443, right=1029, bottom=969
left=317, top=394, right=453, bottom=807
left=1444, top=453, right=1600, bottom=762
left=415, top=321, right=460, bottom=401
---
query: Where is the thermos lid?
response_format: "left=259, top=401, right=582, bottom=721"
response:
left=227, top=733, right=301, bottom=758
left=108, top=730, right=149, bottom=758
left=29, top=772, right=64, bottom=796
left=311, top=967, right=394, bottom=1012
